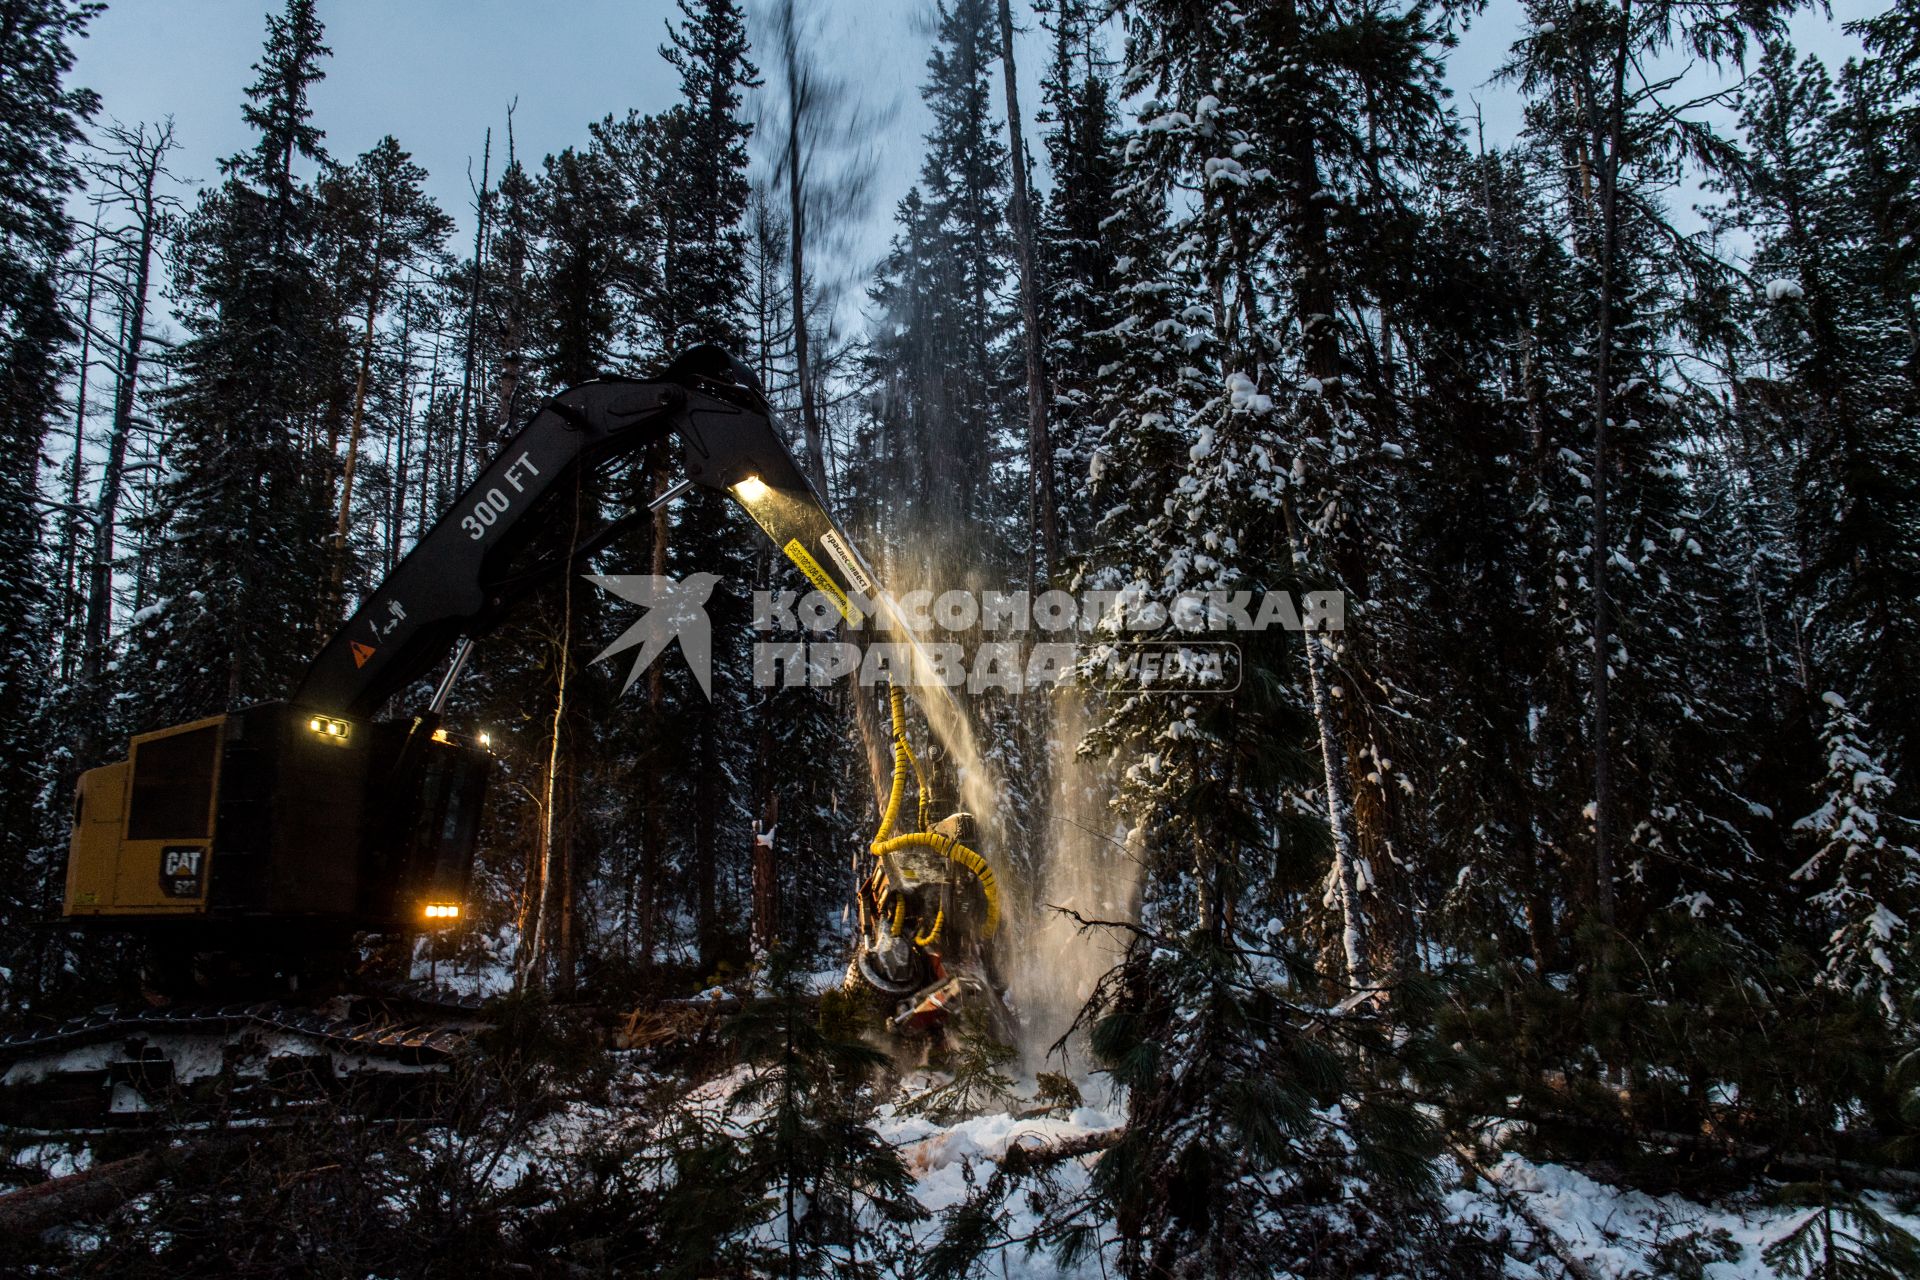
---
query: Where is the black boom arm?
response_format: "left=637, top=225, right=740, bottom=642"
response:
left=293, top=347, right=868, bottom=719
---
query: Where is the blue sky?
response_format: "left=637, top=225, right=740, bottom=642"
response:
left=67, top=0, right=1877, bottom=335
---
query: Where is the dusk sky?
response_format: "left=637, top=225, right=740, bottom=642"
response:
left=66, top=0, right=1873, bottom=338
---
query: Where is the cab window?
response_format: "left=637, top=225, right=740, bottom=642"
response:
left=126, top=726, right=219, bottom=840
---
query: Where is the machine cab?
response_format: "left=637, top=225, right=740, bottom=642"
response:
left=64, top=704, right=487, bottom=937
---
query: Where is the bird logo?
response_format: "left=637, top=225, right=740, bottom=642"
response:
left=585, top=573, right=720, bottom=699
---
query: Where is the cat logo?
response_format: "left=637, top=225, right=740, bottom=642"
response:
left=350, top=641, right=377, bottom=668
left=159, top=846, right=205, bottom=899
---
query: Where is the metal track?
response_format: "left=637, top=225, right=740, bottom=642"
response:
left=0, top=996, right=489, bottom=1135
left=0, top=1001, right=475, bottom=1065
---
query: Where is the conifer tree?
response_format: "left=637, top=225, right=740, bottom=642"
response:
left=1731, top=34, right=1920, bottom=1014
left=656, top=0, right=758, bottom=354
left=130, top=0, right=342, bottom=720
left=915, top=0, right=1015, bottom=554
left=1033, top=0, right=1120, bottom=547
left=320, top=136, right=450, bottom=618
left=0, top=0, right=97, bottom=1006
left=1794, top=692, right=1920, bottom=1014
left=658, top=960, right=924, bottom=1276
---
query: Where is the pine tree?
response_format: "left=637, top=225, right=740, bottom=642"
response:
left=1763, top=1180, right=1920, bottom=1280
left=653, top=0, right=760, bottom=975
left=657, top=959, right=924, bottom=1277
left=858, top=0, right=1018, bottom=571
left=1058, top=8, right=1469, bottom=1267
left=0, top=0, right=98, bottom=1007
left=1076, top=931, right=1482, bottom=1278
left=1729, top=34, right=1920, bottom=1016
left=1033, top=0, right=1121, bottom=549
left=130, top=0, right=343, bottom=720
left=1794, top=692, right=1920, bottom=1015
left=655, top=0, right=758, bottom=353
left=320, top=136, right=451, bottom=619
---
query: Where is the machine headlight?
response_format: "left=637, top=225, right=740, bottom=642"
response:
left=423, top=903, right=462, bottom=920
left=307, top=715, right=352, bottom=744
left=731, top=474, right=769, bottom=503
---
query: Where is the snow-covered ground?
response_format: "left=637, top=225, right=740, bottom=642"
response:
left=10, top=1059, right=1917, bottom=1279
left=1446, top=1153, right=1920, bottom=1280
left=481, top=1063, right=1920, bottom=1278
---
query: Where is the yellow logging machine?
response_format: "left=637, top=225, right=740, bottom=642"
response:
left=60, top=345, right=1005, bottom=1027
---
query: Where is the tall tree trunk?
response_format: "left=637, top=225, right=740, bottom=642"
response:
left=751, top=783, right=778, bottom=959
left=695, top=701, right=720, bottom=973
left=1287, top=500, right=1372, bottom=991
left=782, top=107, right=888, bottom=811
left=328, top=264, right=385, bottom=620
left=640, top=460, right=670, bottom=968
left=555, top=768, right=577, bottom=994
left=83, top=164, right=161, bottom=687
left=522, top=473, right=582, bottom=989
left=1266, top=11, right=1373, bottom=987
left=455, top=129, right=491, bottom=493
left=996, top=0, right=1057, bottom=585
left=784, top=120, right=823, bottom=490
left=386, top=281, right=415, bottom=572
left=60, top=210, right=100, bottom=683
left=1586, top=1, right=1631, bottom=930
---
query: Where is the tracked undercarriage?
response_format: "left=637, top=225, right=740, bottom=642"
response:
left=0, top=987, right=486, bottom=1135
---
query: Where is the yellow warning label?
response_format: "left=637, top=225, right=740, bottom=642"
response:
left=783, top=538, right=864, bottom=626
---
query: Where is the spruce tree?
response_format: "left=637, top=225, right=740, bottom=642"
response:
left=908, top=0, right=1016, bottom=557
left=655, top=0, right=758, bottom=353
left=0, top=0, right=97, bottom=1007
left=130, top=0, right=343, bottom=720
left=1033, top=0, right=1121, bottom=549
left=1731, top=34, right=1920, bottom=1015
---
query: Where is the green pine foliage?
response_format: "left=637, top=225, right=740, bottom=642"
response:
left=1764, top=1182, right=1920, bottom=1280
left=679, top=954, right=925, bottom=1276
left=1075, top=929, right=1490, bottom=1278
left=0, top=0, right=97, bottom=1008
left=129, top=0, right=342, bottom=721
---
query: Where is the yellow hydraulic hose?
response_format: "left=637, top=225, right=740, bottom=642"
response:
left=862, top=680, right=999, bottom=944
left=870, top=832, right=1000, bottom=939
left=872, top=685, right=912, bottom=846
left=872, top=682, right=932, bottom=849
left=913, top=909, right=944, bottom=948
left=901, top=737, right=931, bottom=833
left=874, top=740, right=910, bottom=845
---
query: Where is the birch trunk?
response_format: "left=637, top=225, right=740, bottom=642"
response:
left=1284, top=496, right=1372, bottom=990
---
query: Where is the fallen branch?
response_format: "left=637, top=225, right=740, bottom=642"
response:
left=999, top=1126, right=1124, bottom=1174
left=1484, top=1106, right=1920, bottom=1193
left=1451, top=1141, right=1600, bottom=1280
left=0, top=1144, right=186, bottom=1235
